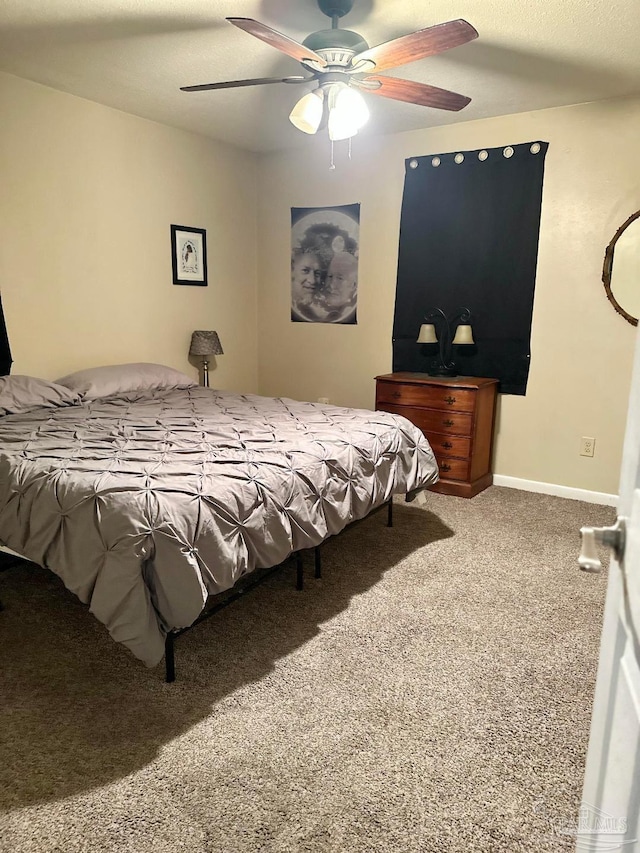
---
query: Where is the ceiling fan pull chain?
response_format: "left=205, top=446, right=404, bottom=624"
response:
left=330, top=139, right=336, bottom=170
left=348, top=136, right=352, bottom=160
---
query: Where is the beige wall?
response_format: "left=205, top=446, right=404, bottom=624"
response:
left=0, top=72, right=258, bottom=393
left=2, top=70, right=637, bottom=495
left=257, top=96, right=640, bottom=496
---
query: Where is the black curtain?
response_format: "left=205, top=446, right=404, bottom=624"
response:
left=0, top=295, right=11, bottom=376
left=392, top=141, right=548, bottom=395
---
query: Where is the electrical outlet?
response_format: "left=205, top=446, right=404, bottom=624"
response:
left=580, top=436, right=595, bottom=457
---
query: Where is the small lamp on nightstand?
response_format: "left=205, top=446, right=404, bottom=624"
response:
left=417, top=307, right=474, bottom=376
left=189, top=330, right=223, bottom=387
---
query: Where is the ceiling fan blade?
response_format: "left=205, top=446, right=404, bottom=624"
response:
left=351, top=20, right=478, bottom=73
left=227, top=18, right=327, bottom=68
left=181, top=76, right=310, bottom=92
left=356, top=76, right=471, bottom=111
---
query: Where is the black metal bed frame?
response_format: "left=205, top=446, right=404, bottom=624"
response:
left=163, top=497, right=394, bottom=682
left=0, top=500, right=394, bottom=682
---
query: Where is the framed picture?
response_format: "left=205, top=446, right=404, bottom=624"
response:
left=170, top=224, right=208, bottom=286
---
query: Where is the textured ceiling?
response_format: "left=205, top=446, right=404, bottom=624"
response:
left=0, top=0, right=639, bottom=152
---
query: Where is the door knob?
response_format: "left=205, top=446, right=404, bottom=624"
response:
left=578, top=517, right=626, bottom=573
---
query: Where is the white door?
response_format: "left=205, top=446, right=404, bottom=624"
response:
left=578, top=326, right=640, bottom=851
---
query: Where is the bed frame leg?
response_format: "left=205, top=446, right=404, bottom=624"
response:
left=165, top=632, right=176, bottom=683
left=387, top=498, right=393, bottom=528
left=314, top=547, right=322, bottom=579
left=296, top=553, right=304, bottom=591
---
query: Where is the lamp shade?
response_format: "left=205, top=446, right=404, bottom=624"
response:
left=452, top=324, right=474, bottom=345
left=417, top=324, right=438, bottom=344
left=189, top=330, right=223, bottom=356
left=327, top=82, right=369, bottom=142
left=327, top=83, right=369, bottom=141
left=289, top=90, right=324, bottom=135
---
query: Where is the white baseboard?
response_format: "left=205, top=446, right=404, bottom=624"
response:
left=492, top=475, right=618, bottom=507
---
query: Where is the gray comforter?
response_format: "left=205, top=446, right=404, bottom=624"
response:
left=0, top=388, right=438, bottom=666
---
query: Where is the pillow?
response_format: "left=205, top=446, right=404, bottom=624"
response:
left=55, top=363, right=198, bottom=401
left=0, top=375, right=81, bottom=417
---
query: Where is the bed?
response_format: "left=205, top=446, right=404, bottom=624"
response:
left=0, top=365, right=438, bottom=670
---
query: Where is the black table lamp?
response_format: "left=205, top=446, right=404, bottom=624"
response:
left=417, top=308, right=474, bottom=376
left=189, top=330, right=223, bottom=387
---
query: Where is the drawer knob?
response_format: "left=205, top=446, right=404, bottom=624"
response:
left=443, top=419, right=454, bottom=427
left=441, top=463, right=452, bottom=473
left=442, top=441, right=453, bottom=449
left=391, top=390, right=402, bottom=399
left=444, top=395, right=456, bottom=405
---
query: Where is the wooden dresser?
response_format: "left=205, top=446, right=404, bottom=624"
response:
left=375, top=372, right=499, bottom=498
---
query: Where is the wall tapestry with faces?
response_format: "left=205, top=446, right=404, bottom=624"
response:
left=291, top=203, right=360, bottom=325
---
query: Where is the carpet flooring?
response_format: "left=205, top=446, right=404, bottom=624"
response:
left=0, top=487, right=614, bottom=852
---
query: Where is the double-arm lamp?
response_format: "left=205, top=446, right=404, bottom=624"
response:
left=189, top=330, right=223, bottom=387
left=417, top=308, right=474, bottom=377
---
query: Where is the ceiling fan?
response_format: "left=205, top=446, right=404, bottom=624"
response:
left=181, top=0, right=478, bottom=142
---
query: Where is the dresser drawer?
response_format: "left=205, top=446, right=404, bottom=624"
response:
left=376, top=381, right=475, bottom=412
left=375, top=373, right=498, bottom=498
left=435, top=456, right=469, bottom=481
left=378, top=403, right=473, bottom=436
left=427, top=432, right=471, bottom=459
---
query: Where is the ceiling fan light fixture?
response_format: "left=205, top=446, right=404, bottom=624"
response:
left=182, top=8, right=478, bottom=149
left=327, top=83, right=369, bottom=141
left=289, top=89, right=324, bottom=134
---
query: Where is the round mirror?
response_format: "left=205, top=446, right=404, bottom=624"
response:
left=603, top=210, right=640, bottom=326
